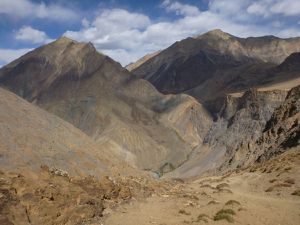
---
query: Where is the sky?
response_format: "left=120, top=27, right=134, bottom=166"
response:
left=0, top=0, right=300, bottom=67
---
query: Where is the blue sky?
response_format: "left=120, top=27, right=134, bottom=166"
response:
left=0, top=0, right=300, bottom=67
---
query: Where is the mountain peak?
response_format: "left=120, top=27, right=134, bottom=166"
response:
left=55, top=36, right=76, bottom=43
left=195, top=29, right=233, bottom=40
left=206, top=29, right=226, bottom=35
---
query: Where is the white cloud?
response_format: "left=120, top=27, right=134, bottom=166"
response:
left=246, top=0, right=300, bottom=17
left=15, top=26, right=53, bottom=44
left=2, top=0, right=293, bottom=67
left=0, top=48, right=32, bottom=66
left=247, top=2, right=267, bottom=16
left=270, top=0, right=300, bottom=16
left=162, top=0, right=200, bottom=16
left=0, top=0, right=78, bottom=21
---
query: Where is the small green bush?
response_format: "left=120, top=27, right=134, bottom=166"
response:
left=214, top=209, right=235, bottom=223
left=195, top=213, right=209, bottom=223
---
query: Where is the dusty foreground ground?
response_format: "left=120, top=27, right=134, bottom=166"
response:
left=105, top=149, right=300, bottom=225
left=1, top=149, right=300, bottom=225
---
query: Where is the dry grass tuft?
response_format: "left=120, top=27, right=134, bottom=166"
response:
left=195, top=213, right=209, bottom=223
left=291, top=189, right=300, bottom=196
left=225, top=200, right=241, bottom=206
left=216, top=183, right=230, bottom=189
left=284, top=167, right=292, bottom=171
left=265, top=183, right=292, bottom=192
left=214, top=209, right=235, bottom=223
left=179, top=209, right=191, bottom=215
left=207, top=200, right=219, bottom=205
left=269, top=179, right=277, bottom=183
left=284, top=178, right=295, bottom=184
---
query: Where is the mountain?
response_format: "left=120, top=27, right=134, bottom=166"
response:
left=0, top=31, right=300, bottom=225
left=0, top=37, right=212, bottom=174
left=126, top=51, right=160, bottom=71
left=131, top=29, right=300, bottom=114
left=0, top=87, right=125, bottom=177
left=1, top=32, right=299, bottom=179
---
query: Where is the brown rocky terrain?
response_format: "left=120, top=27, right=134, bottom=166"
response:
left=104, top=147, right=300, bottom=225
left=131, top=30, right=300, bottom=114
left=168, top=88, right=289, bottom=178
left=1, top=145, right=299, bottom=225
left=0, top=165, right=171, bottom=225
left=1, top=35, right=299, bottom=178
left=0, top=87, right=127, bottom=178
left=126, top=51, right=160, bottom=72
left=0, top=31, right=300, bottom=225
left=0, top=37, right=212, bottom=174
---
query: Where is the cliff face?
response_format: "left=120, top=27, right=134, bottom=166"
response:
left=169, top=89, right=289, bottom=178
left=209, top=89, right=288, bottom=171
left=255, top=85, right=300, bottom=161
left=0, top=38, right=212, bottom=173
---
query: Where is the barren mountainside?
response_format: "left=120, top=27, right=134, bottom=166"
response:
left=131, top=30, right=300, bottom=114
left=0, top=37, right=212, bottom=174
left=0, top=87, right=126, bottom=177
left=0, top=29, right=300, bottom=225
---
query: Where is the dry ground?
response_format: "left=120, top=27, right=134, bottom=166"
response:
left=104, top=149, right=300, bottom=225
left=1, top=149, right=299, bottom=225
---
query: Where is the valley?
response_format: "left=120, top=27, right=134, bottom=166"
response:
left=0, top=29, right=299, bottom=225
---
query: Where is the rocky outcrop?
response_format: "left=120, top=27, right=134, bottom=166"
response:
left=255, top=85, right=300, bottom=161
left=170, top=89, right=289, bottom=178
left=209, top=89, right=288, bottom=171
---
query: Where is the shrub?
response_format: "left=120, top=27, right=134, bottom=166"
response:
left=216, top=183, right=230, bottom=189
left=284, top=178, right=295, bottom=184
left=225, top=200, right=241, bottom=206
left=291, top=189, right=300, bottom=196
left=179, top=209, right=191, bottom=215
left=207, top=200, right=219, bottom=205
left=214, top=209, right=235, bottom=223
left=195, top=213, right=209, bottom=223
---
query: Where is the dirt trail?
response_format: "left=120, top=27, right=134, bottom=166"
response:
left=104, top=150, right=300, bottom=225
left=1, top=150, right=299, bottom=225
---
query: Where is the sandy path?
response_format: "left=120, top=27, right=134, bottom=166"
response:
left=104, top=153, right=300, bottom=225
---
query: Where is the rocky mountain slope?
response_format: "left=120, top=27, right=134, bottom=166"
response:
left=0, top=32, right=299, bottom=179
left=0, top=37, right=212, bottom=174
left=0, top=87, right=126, bottom=178
left=254, top=85, right=300, bottom=162
left=0, top=31, right=300, bottom=225
left=126, top=51, right=160, bottom=72
left=170, top=83, right=300, bottom=178
left=131, top=30, right=300, bottom=114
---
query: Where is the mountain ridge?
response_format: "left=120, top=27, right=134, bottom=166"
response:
left=0, top=38, right=213, bottom=175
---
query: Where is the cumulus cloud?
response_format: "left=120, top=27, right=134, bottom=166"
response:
left=0, top=0, right=78, bottom=21
left=246, top=0, right=300, bottom=17
left=162, top=0, right=200, bottom=16
left=3, top=0, right=299, bottom=66
left=64, top=0, right=300, bottom=66
left=270, top=0, right=300, bottom=16
left=15, top=26, right=53, bottom=44
left=0, top=48, right=32, bottom=65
